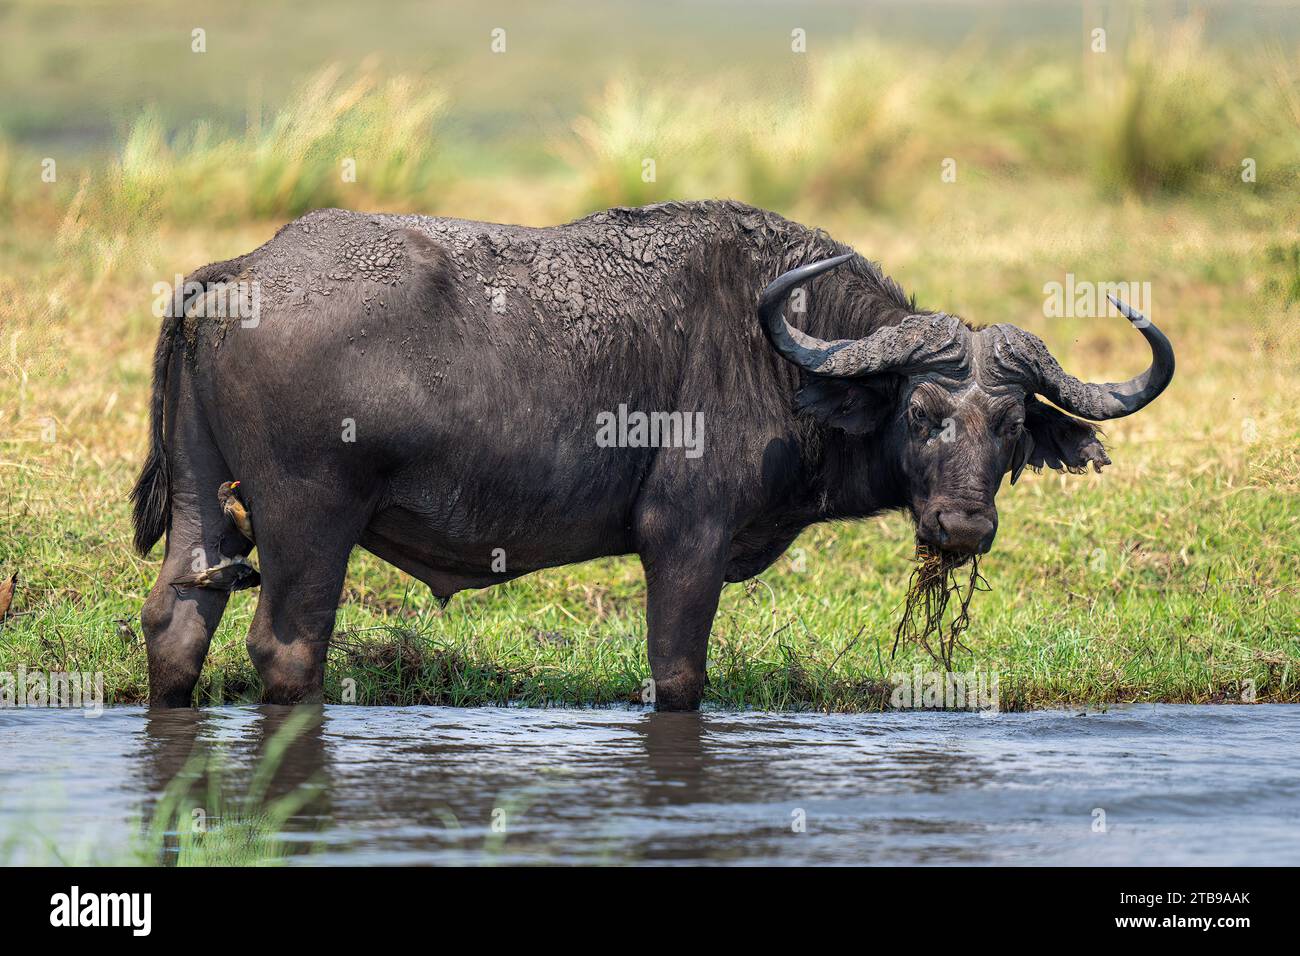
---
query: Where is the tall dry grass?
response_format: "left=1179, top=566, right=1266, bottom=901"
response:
left=0, top=21, right=1292, bottom=230
left=92, top=66, right=447, bottom=233
left=553, top=23, right=1296, bottom=214
left=1086, top=17, right=1283, bottom=196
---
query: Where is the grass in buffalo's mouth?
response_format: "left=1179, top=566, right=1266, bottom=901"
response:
left=892, top=550, right=989, bottom=672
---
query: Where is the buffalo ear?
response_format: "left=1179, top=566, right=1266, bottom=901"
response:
left=1023, top=395, right=1111, bottom=474
left=795, top=375, right=893, bottom=435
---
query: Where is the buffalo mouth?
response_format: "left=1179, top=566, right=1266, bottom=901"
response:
left=912, top=540, right=978, bottom=569
left=914, top=502, right=998, bottom=558
left=914, top=538, right=985, bottom=565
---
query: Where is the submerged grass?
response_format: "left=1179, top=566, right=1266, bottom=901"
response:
left=140, top=707, right=325, bottom=866
left=0, top=17, right=1297, bottom=712
left=1, top=707, right=325, bottom=866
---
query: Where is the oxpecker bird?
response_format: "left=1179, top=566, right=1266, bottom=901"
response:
left=171, top=556, right=260, bottom=592
left=218, top=480, right=255, bottom=543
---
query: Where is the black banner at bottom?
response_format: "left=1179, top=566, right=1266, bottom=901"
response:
left=3, top=865, right=1282, bottom=944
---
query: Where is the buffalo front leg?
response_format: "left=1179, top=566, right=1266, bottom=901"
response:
left=639, top=525, right=728, bottom=712
left=245, top=490, right=369, bottom=704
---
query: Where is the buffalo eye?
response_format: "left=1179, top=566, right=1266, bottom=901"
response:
left=908, top=405, right=946, bottom=442
left=908, top=404, right=931, bottom=434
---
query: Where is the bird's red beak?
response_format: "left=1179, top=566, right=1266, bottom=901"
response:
left=230, top=481, right=240, bottom=489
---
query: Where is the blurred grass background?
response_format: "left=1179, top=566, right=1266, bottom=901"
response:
left=0, top=0, right=1297, bottom=709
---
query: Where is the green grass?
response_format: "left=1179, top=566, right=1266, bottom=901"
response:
left=1, top=18, right=1297, bottom=712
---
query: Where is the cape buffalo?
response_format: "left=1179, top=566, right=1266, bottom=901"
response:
left=133, top=200, right=1173, bottom=709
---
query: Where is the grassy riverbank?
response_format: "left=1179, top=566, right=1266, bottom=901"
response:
left=1, top=10, right=1297, bottom=710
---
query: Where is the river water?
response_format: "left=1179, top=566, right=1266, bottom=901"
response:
left=1, top=704, right=1297, bottom=865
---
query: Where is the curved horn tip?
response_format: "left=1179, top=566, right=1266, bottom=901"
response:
left=813, top=252, right=856, bottom=277
left=756, top=252, right=861, bottom=375
left=1106, top=294, right=1149, bottom=327
left=759, top=252, right=857, bottom=304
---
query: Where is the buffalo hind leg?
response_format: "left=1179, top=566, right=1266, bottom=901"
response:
left=143, top=538, right=233, bottom=707
left=245, top=490, right=369, bottom=704
left=142, top=495, right=250, bottom=707
left=639, top=521, right=728, bottom=712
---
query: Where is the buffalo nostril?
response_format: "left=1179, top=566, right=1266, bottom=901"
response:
left=936, top=511, right=994, bottom=554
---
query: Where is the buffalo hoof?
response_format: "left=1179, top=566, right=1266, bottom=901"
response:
left=651, top=672, right=704, bottom=712
left=259, top=680, right=325, bottom=706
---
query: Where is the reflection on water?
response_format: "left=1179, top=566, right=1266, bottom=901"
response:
left=2, top=704, right=1298, bottom=865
